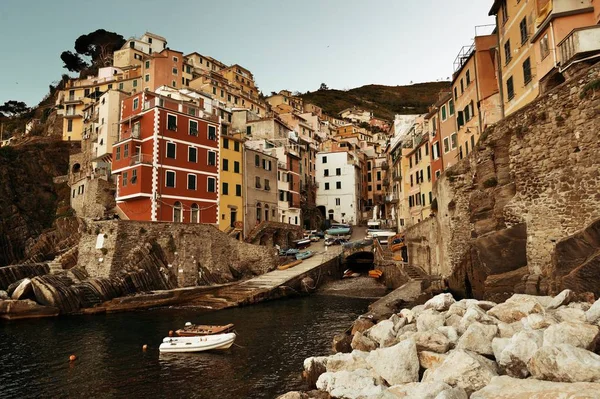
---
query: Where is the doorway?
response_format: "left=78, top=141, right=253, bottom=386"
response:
left=230, top=209, right=237, bottom=228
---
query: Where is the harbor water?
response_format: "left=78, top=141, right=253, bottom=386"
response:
left=0, top=295, right=370, bottom=399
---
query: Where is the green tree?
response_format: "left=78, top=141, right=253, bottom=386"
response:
left=0, top=100, right=29, bottom=117
left=319, top=83, right=329, bottom=91
left=60, top=29, right=126, bottom=72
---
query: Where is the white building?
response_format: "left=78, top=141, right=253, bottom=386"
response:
left=316, top=151, right=361, bottom=225
left=91, top=89, right=126, bottom=168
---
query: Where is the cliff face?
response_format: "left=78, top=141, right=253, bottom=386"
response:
left=0, top=140, right=77, bottom=266
left=406, top=64, right=600, bottom=301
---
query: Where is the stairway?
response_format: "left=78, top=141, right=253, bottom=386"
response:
left=48, top=261, right=63, bottom=274
left=75, top=285, right=103, bottom=307
left=404, top=264, right=425, bottom=280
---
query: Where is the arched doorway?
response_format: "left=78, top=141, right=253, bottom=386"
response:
left=265, top=204, right=270, bottom=222
left=173, top=201, right=183, bottom=223
left=72, top=163, right=81, bottom=174
left=328, top=209, right=334, bottom=221
left=190, top=203, right=199, bottom=223
left=259, top=234, right=269, bottom=246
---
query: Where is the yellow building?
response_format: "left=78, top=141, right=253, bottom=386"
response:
left=59, top=66, right=141, bottom=141
left=490, top=0, right=540, bottom=116
left=219, top=134, right=245, bottom=237
left=404, top=136, right=433, bottom=225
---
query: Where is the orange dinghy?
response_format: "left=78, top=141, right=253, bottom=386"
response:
left=175, top=322, right=235, bottom=337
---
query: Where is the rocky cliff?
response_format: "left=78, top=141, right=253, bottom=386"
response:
left=406, top=64, right=600, bottom=301
left=0, top=140, right=77, bottom=266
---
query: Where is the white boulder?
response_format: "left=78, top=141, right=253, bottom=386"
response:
left=434, top=387, right=468, bottom=399
left=366, top=339, right=419, bottom=385
left=491, top=337, right=510, bottom=362
left=316, top=368, right=384, bottom=399
left=497, top=321, right=523, bottom=338
left=351, top=331, right=378, bottom=352
left=399, top=308, right=415, bottom=324
left=458, top=306, right=497, bottom=334
left=487, top=295, right=544, bottom=323
left=414, top=330, right=452, bottom=353
left=437, top=326, right=459, bottom=347
left=456, top=322, right=498, bottom=355
left=528, top=344, right=600, bottom=383
left=521, top=313, right=556, bottom=330
left=367, top=320, right=396, bottom=348
left=585, top=298, right=600, bottom=325
left=470, top=375, right=600, bottom=399
left=497, top=330, right=543, bottom=378
left=418, top=351, right=448, bottom=370
left=422, top=349, right=498, bottom=395
left=425, top=293, right=456, bottom=312
left=543, top=321, right=600, bottom=351
left=417, top=309, right=446, bottom=332
left=547, top=289, right=575, bottom=309
left=385, top=381, right=452, bottom=399
left=553, top=306, right=586, bottom=323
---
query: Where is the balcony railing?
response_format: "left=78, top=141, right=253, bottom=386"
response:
left=130, top=153, right=153, bottom=166
left=558, top=25, right=600, bottom=70
left=64, top=96, right=84, bottom=104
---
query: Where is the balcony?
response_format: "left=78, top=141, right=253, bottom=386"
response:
left=64, top=110, right=83, bottom=118
left=381, top=161, right=389, bottom=170
left=385, top=194, right=399, bottom=204
left=130, top=153, right=153, bottom=166
left=118, top=127, right=142, bottom=142
left=64, top=96, right=84, bottom=105
left=558, top=25, right=600, bottom=71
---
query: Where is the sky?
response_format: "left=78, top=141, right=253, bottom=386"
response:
left=0, top=0, right=495, bottom=106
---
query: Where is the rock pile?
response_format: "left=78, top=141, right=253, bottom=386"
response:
left=283, top=291, right=600, bottom=398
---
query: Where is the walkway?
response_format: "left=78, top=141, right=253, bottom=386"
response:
left=187, top=246, right=343, bottom=310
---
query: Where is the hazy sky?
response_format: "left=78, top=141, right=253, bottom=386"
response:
left=0, top=0, right=494, bottom=106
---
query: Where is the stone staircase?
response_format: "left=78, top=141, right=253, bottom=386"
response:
left=48, top=245, right=79, bottom=274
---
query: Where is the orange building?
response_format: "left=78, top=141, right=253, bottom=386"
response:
left=111, top=91, right=220, bottom=223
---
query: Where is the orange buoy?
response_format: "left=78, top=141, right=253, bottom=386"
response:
left=142, top=344, right=148, bottom=351
left=69, top=355, right=77, bottom=362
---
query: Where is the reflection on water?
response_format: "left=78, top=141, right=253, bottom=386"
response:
left=0, top=295, right=370, bottom=399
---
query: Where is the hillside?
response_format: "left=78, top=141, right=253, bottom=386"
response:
left=300, top=82, right=451, bottom=121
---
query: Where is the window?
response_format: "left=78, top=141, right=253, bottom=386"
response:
left=220, top=89, right=224, bottom=97
left=67, top=119, right=73, bottom=132
left=454, top=87, right=458, bottom=100
left=133, top=80, right=138, bottom=88
left=336, top=168, right=341, bottom=176
left=172, top=67, right=178, bottom=75
left=207, top=177, right=216, bottom=192
left=116, top=146, right=121, bottom=160
left=222, top=182, right=229, bottom=195
left=433, top=142, right=440, bottom=159
left=246, top=126, right=252, bottom=135
left=441, top=105, right=447, bottom=121
left=501, top=0, right=508, bottom=23
left=188, top=107, right=196, bottom=116
left=507, top=76, right=515, bottom=101
left=377, top=171, right=381, bottom=180
left=335, top=198, right=341, bottom=206
left=189, top=120, right=198, bottom=136
left=208, top=126, right=217, bottom=140
left=236, top=184, right=242, bottom=196
left=234, top=161, right=240, bottom=173
left=336, top=181, right=341, bottom=189
left=132, top=97, right=140, bottom=110
left=460, top=79, right=464, bottom=94
left=368, top=173, right=372, bottom=182
left=166, top=142, right=176, bottom=159
left=436, top=170, right=441, bottom=179
left=172, top=81, right=176, bottom=87
left=465, top=141, right=469, bottom=155
left=504, top=40, right=512, bottom=64
left=540, top=34, right=550, bottom=60
left=223, top=138, right=229, bottom=149
left=188, top=147, right=197, bottom=163
left=188, top=174, right=197, bottom=190
left=429, top=192, right=433, bottom=204
left=124, top=144, right=129, bottom=158
left=264, top=179, right=270, bottom=191
left=368, top=185, right=372, bottom=191
left=167, top=114, right=177, bottom=131
left=255, top=154, right=260, bottom=166
left=450, top=133, right=458, bottom=149
left=145, top=60, right=150, bottom=69
left=234, top=141, right=240, bottom=152
left=166, top=171, right=175, bottom=187
left=208, top=151, right=216, bottom=166
left=425, top=143, right=429, bottom=156
left=122, top=171, right=128, bottom=186
left=410, top=175, right=414, bottom=187
left=375, top=184, right=380, bottom=191
left=466, top=70, right=471, bottom=86
left=322, top=156, right=327, bottom=164
left=255, top=176, right=261, bottom=188
left=520, top=17, right=528, bottom=45
left=471, top=134, right=475, bottom=150
left=523, top=57, right=532, bottom=85
left=427, top=166, right=431, bottom=181
left=325, top=182, right=330, bottom=190
left=131, top=169, right=137, bottom=184
left=145, top=74, right=150, bottom=82
left=119, top=83, right=124, bottom=90
left=324, top=169, right=329, bottom=177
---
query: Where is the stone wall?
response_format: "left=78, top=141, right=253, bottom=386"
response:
left=78, top=220, right=278, bottom=288
left=406, top=63, right=600, bottom=300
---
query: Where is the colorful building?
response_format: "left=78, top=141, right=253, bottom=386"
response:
left=219, top=134, right=244, bottom=234
left=243, top=147, right=279, bottom=237
left=111, top=90, right=220, bottom=223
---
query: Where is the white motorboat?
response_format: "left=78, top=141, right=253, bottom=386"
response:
left=159, top=332, right=237, bottom=353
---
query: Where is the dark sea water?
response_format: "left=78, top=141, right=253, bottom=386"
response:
left=0, top=295, right=370, bottom=399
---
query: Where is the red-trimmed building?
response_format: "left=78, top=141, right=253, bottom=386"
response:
left=111, top=90, right=220, bottom=223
